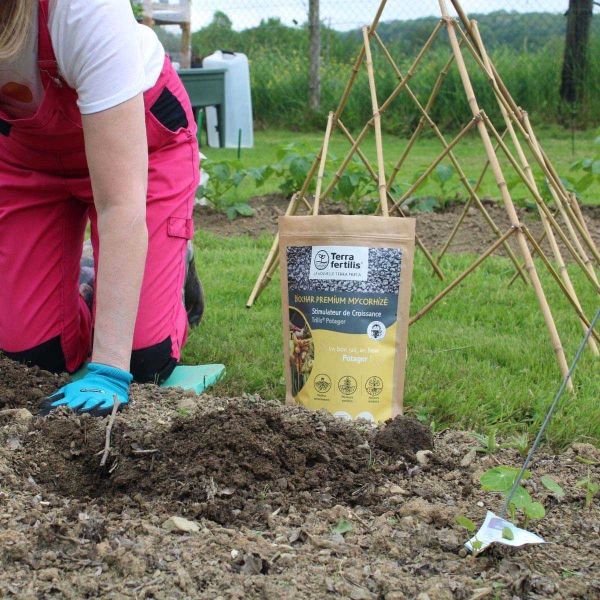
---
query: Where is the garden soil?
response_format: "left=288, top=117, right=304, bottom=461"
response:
left=195, top=195, right=600, bottom=260
left=1, top=357, right=599, bottom=599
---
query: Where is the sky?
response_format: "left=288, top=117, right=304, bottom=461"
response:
left=190, top=0, right=592, bottom=32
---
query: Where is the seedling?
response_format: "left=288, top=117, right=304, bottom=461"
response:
left=455, top=516, right=483, bottom=555
left=540, top=475, right=565, bottom=499
left=331, top=519, right=353, bottom=535
left=480, top=466, right=546, bottom=527
left=504, top=433, right=530, bottom=458
left=472, top=430, right=500, bottom=455
left=575, top=474, right=599, bottom=509
left=455, top=515, right=477, bottom=534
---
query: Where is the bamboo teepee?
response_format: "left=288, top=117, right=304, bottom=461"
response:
left=247, top=0, right=600, bottom=386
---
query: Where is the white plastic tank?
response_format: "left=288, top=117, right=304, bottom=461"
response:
left=203, top=51, right=254, bottom=149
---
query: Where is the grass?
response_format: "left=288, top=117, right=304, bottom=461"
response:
left=184, top=231, right=600, bottom=448
left=201, top=127, right=600, bottom=206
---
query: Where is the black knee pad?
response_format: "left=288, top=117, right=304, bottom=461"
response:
left=130, top=336, right=177, bottom=384
left=3, top=335, right=67, bottom=373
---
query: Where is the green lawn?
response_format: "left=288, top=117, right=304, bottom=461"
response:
left=184, top=232, right=599, bottom=448
left=200, top=126, right=600, bottom=206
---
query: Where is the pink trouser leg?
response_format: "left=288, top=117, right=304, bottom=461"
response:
left=0, top=161, right=92, bottom=372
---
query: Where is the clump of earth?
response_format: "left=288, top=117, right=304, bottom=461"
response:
left=1, top=356, right=599, bottom=598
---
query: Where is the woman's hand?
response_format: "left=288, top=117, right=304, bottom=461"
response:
left=82, top=93, right=149, bottom=373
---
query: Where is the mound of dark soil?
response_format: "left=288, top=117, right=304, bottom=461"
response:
left=22, top=391, right=432, bottom=526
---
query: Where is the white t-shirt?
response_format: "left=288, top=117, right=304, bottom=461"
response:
left=0, top=0, right=165, bottom=118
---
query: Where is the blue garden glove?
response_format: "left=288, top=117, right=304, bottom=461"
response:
left=40, top=363, right=132, bottom=417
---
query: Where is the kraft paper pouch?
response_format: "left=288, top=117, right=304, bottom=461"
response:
left=279, top=215, right=415, bottom=422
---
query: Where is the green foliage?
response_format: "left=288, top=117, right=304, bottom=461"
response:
left=504, top=433, right=531, bottom=458
left=576, top=474, right=599, bottom=509
left=501, top=526, right=514, bottom=541
left=480, top=466, right=546, bottom=526
left=198, top=160, right=255, bottom=220
left=472, top=430, right=500, bottom=455
left=272, top=144, right=317, bottom=197
left=331, top=519, right=353, bottom=535
left=568, top=131, right=600, bottom=195
left=480, top=466, right=528, bottom=492
left=455, top=515, right=477, bottom=533
left=130, top=1, right=143, bottom=20
left=541, top=475, right=565, bottom=499
left=331, top=159, right=378, bottom=214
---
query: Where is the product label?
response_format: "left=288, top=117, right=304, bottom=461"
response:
left=286, top=245, right=402, bottom=422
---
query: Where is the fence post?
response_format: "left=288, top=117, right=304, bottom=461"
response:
left=309, top=0, right=321, bottom=111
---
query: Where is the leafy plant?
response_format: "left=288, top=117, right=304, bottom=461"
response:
left=569, top=131, right=600, bottom=194
left=331, top=519, right=353, bottom=535
left=540, top=475, right=565, bottom=499
left=504, top=433, right=531, bottom=458
left=480, top=466, right=546, bottom=526
left=455, top=515, right=477, bottom=533
left=198, top=160, right=255, bottom=220
left=130, top=1, right=143, bottom=20
left=576, top=474, right=599, bottom=509
left=331, top=159, right=378, bottom=214
left=455, top=516, right=483, bottom=555
left=472, top=430, right=500, bottom=455
left=273, top=144, right=318, bottom=197
left=430, top=163, right=457, bottom=197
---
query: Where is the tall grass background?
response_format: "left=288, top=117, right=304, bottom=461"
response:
left=250, top=36, right=600, bottom=133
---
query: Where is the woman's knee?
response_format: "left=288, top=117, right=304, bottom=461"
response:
left=3, top=335, right=66, bottom=373
left=130, top=336, right=177, bottom=384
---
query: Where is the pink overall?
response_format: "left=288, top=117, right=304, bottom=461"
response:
left=0, top=0, right=199, bottom=379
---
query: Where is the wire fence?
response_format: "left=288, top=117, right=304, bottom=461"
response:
left=191, top=0, right=599, bottom=33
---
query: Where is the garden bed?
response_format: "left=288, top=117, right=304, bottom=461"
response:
left=195, top=195, right=600, bottom=260
left=1, top=357, right=599, bottom=598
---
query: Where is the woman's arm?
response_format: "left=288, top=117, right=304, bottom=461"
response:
left=82, top=93, right=149, bottom=372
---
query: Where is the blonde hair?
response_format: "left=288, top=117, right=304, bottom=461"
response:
left=0, top=0, right=36, bottom=61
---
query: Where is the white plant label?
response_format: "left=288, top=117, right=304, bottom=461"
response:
left=465, top=510, right=546, bottom=554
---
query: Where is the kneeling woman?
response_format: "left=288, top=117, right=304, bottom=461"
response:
left=0, top=0, right=204, bottom=415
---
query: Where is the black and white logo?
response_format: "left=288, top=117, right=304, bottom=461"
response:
left=367, top=321, right=386, bottom=341
left=313, top=250, right=330, bottom=270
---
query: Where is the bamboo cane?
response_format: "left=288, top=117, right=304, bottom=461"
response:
left=507, top=227, right=549, bottom=287
left=435, top=129, right=507, bottom=267
left=389, top=116, right=479, bottom=213
left=483, top=113, right=600, bottom=293
left=471, top=21, right=598, bottom=355
left=410, top=227, right=517, bottom=325
left=246, top=192, right=303, bottom=307
left=451, top=3, right=596, bottom=262
left=568, top=192, right=599, bottom=257
left=313, top=112, right=335, bottom=216
left=363, top=27, right=389, bottom=215
left=246, top=0, right=390, bottom=307
left=372, top=32, right=528, bottom=283
left=522, top=228, right=600, bottom=345
left=454, top=23, right=600, bottom=267
left=336, top=118, right=445, bottom=280
left=387, top=41, right=457, bottom=189
left=452, top=21, right=598, bottom=278
left=522, top=113, right=600, bottom=272
left=439, top=0, right=571, bottom=388
left=318, top=23, right=443, bottom=208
